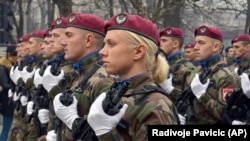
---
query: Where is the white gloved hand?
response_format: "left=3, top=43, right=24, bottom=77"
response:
left=87, top=93, right=128, bottom=136
left=46, top=130, right=57, bottom=141
left=53, top=93, right=79, bottom=130
left=178, top=114, right=186, bottom=125
left=42, top=65, right=64, bottom=92
left=13, top=92, right=21, bottom=102
left=38, top=109, right=50, bottom=124
left=10, top=66, right=22, bottom=85
left=240, top=73, right=250, bottom=99
left=232, top=120, right=246, bottom=125
left=34, top=68, right=43, bottom=88
left=8, top=89, right=13, bottom=98
left=27, top=101, right=34, bottom=115
left=21, top=66, right=35, bottom=83
left=234, top=67, right=239, bottom=74
left=191, top=73, right=210, bottom=100
left=20, top=95, right=28, bottom=106
left=159, top=74, right=174, bottom=94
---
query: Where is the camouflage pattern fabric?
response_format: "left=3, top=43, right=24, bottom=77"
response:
left=98, top=72, right=179, bottom=141
left=187, top=57, right=240, bottom=124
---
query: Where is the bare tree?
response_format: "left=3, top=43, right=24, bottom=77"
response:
left=52, top=0, right=72, bottom=17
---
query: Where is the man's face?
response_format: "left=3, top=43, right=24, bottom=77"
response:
left=19, top=41, right=30, bottom=58
left=184, top=48, right=196, bottom=61
left=27, top=37, right=41, bottom=56
left=50, top=28, right=66, bottom=54
left=160, top=36, right=175, bottom=56
left=194, top=36, right=215, bottom=61
left=41, top=37, right=54, bottom=59
left=232, top=41, right=249, bottom=58
left=62, top=27, right=86, bottom=61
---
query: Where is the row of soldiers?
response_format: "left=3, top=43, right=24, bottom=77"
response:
left=5, top=11, right=250, bottom=141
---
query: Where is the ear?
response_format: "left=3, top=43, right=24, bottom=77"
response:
left=173, top=39, right=179, bottom=49
left=134, top=44, right=146, bottom=60
left=212, top=41, right=221, bottom=52
left=85, top=33, right=94, bottom=48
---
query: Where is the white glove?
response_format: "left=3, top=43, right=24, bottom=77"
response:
left=159, top=74, right=174, bottom=94
left=53, top=93, right=79, bottom=130
left=234, top=67, right=239, bottom=74
left=232, top=120, right=246, bottom=125
left=87, top=93, right=128, bottom=136
left=13, top=92, right=21, bottom=102
left=21, top=66, right=35, bottom=83
left=191, top=73, right=210, bottom=100
left=240, top=73, right=250, bottom=99
left=38, top=109, right=50, bottom=124
left=8, top=89, right=13, bottom=98
left=178, top=114, right=186, bottom=125
left=34, top=68, right=43, bottom=88
left=42, top=65, right=64, bottom=92
left=10, top=66, right=22, bottom=85
left=27, top=101, right=34, bottom=115
left=46, top=130, right=57, bottom=141
left=20, top=95, right=28, bottom=106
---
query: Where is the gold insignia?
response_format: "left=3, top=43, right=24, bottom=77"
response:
left=56, top=19, right=62, bottom=25
left=166, top=29, right=172, bottom=35
left=116, top=14, right=127, bottom=25
left=200, top=27, right=206, bottom=33
left=69, top=15, right=75, bottom=23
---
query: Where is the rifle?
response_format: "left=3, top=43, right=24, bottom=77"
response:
left=72, top=81, right=130, bottom=141
left=32, top=64, right=49, bottom=137
left=175, top=69, right=211, bottom=120
left=222, top=88, right=250, bottom=124
left=49, top=54, right=64, bottom=141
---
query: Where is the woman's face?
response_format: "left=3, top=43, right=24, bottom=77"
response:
left=99, top=30, right=135, bottom=79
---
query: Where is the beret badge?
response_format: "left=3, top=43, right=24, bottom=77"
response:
left=166, top=29, right=172, bottom=35
left=115, top=14, right=127, bottom=25
left=200, top=27, right=206, bottom=33
left=69, top=15, right=76, bottom=23
left=234, top=37, right=238, bottom=41
left=56, top=19, right=62, bottom=25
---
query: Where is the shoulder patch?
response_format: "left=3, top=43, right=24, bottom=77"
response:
left=222, top=88, right=233, bottom=101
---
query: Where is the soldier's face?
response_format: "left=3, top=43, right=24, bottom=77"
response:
left=20, top=42, right=30, bottom=58
left=184, top=48, right=196, bottom=61
left=232, top=41, right=249, bottom=58
left=50, top=28, right=66, bottom=54
left=28, top=37, right=41, bottom=56
left=194, top=36, right=215, bottom=61
left=100, top=30, right=135, bottom=79
left=42, top=37, right=54, bottom=59
left=63, top=27, right=87, bottom=61
left=160, top=36, right=175, bottom=56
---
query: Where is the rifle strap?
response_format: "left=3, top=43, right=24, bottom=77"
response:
left=117, top=84, right=180, bottom=131
left=74, top=63, right=101, bottom=92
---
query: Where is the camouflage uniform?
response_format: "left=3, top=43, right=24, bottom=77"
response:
left=7, top=58, right=30, bottom=141
left=65, top=52, right=114, bottom=140
left=98, top=72, right=179, bottom=141
left=187, top=55, right=240, bottom=124
left=25, top=54, right=47, bottom=141
left=167, top=50, right=198, bottom=102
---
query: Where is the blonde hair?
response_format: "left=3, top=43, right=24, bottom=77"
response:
left=122, top=30, right=169, bottom=83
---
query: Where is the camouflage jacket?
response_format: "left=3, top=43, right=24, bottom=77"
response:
left=99, top=72, right=179, bottom=141
left=187, top=56, right=240, bottom=124
left=166, top=51, right=198, bottom=102
left=236, top=54, right=250, bottom=75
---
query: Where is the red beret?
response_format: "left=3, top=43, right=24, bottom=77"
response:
left=194, top=25, right=223, bottom=41
left=30, top=29, right=46, bottom=38
left=44, top=28, right=52, bottom=37
left=184, top=42, right=195, bottom=49
left=231, top=34, right=250, bottom=44
left=51, top=17, right=68, bottom=29
left=19, top=34, right=30, bottom=42
left=67, top=12, right=105, bottom=36
left=105, top=13, right=160, bottom=45
left=159, top=27, right=183, bottom=38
